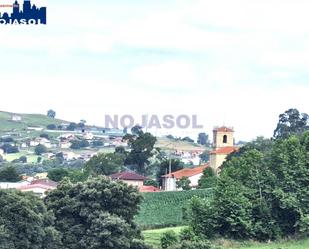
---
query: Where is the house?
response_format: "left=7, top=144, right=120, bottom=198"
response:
left=161, top=164, right=208, bottom=191
left=83, top=132, right=94, bottom=140
left=34, top=172, right=48, bottom=179
left=209, top=126, right=239, bottom=174
left=60, top=141, right=72, bottom=149
left=30, top=137, right=52, bottom=148
left=110, top=172, right=146, bottom=188
left=16, top=179, right=58, bottom=198
left=11, top=114, right=22, bottom=122
left=0, top=181, right=29, bottom=190
left=0, top=148, right=4, bottom=156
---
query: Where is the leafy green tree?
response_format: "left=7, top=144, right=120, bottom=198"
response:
left=157, top=158, right=184, bottom=183
left=35, top=144, right=47, bottom=155
left=47, top=124, right=57, bottom=130
left=47, top=109, right=56, bottom=118
left=66, top=122, right=78, bottom=131
left=273, top=108, right=309, bottom=139
left=1, top=144, right=19, bottom=154
left=198, top=167, right=216, bottom=189
left=199, top=150, right=210, bottom=163
left=189, top=132, right=309, bottom=240
left=45, top=176, right=147, bottom=249
left=48, top=168, right=70, bottom=182
left=197, top=133, right=209, bottom=146
left=144, top=179, right=159, bottom=188
left=85, top=153, right=125, bottom=176
left=176, top=177, right=192, bottom=191
left=124, top=131, right=157, bottom=175
left=0, top=190, right=62, bottom=249
left=0, top=166, right=20, bottom=182
left=181, top=137, right=194, bottom=143
left=19, top=155, right=27, bottom=163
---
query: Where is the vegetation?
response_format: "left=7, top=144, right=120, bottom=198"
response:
left=0, top=190, right=61, bottom=249
left=35, top=144, right=47, bottom=155
left=198, top=167, right=216, bottom=189
left=188, top=132, right=309, bottom=241
left=85, top=152, right=125, bottom=176
left=135, top=189, right=212, bottom=229
left=143, top=227, right=309, bottom=249
left=0, top=166, right=20, bottom=182
left=45, top=176, right=150, bottom=249
left=176, top=177, right=192, bottom=191
left=124, top=126, right=157, bottom=175
left=197, top=133, right=210, bottom=146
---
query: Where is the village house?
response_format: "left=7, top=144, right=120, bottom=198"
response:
left=0, top=148, right=4, bottom=156
left=110, top=172, right=160, bottom=192
left=30, top=137, right=52, bottom=148
left=16, top=179, right=58, bottom=198
left=11, top=114, right=22, bottom=122
left=161, top=164, right=208, bottom=191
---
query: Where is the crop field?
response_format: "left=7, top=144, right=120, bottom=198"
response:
left=135, top=189, right=212, bottom=229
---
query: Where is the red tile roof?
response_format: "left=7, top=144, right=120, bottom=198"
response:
left=110, top=172, right=147, bottom=181
left=17, top=184, right=56, bottom=191
left=213, top=126, right=234, bottom=132
left=210, top=146, right=238, bottom=155
left=31, top=179, right=58, bottom=187
left=162, top=164, right=208, bottom=179
left=139, top=185, right=160, bottom=192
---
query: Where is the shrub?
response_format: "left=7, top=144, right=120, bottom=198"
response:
left=161, top=231, right=178, bottom=249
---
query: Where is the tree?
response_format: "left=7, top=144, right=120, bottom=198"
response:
left=47, top=124, right=57, bottom=130
left=124, top=131, right=157, bottom=175
left=40, top=133, right=50, bottom=139
left=0, top=190, right=62, bottom=249
left=0, top=166, right=20, bottom=182
left=1, top=143, right=19, bottom=154
left=35, top=144, right=47, bottom=155
left=273, top=108, right=309, bottom=139
left=47, top=109, right=56, bottom=118
left=197, top=133, right=209, bottom=146
left=85, top=153, right=125, bottom=176
left=176, top=177, right=192, bottom=191
left=157, top=158, right=184, bottom=183
left=70, top=140, right=89, bottom=150
left=44, top=176, right=148, bottom=249
left=199, top=150, right=210, bottom=163
left=198, top=167, right=216, bottom=189
left=67, top=122, right=78, bottom=131
left=189, top=132, right=309, bottom=240
left=181, top=137, right=194, bottom=143
left=48, top=168, right=70, bottom=182
left=19, top=155, right=27, bottom=163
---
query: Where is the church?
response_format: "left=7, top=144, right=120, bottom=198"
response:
left=209, top=126, right=238, bottom=174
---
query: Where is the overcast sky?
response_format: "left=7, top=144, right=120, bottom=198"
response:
left=0, top=0, right=308, bottom=141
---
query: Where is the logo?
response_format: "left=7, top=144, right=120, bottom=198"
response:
left=0, top=0, right=46, bottom=25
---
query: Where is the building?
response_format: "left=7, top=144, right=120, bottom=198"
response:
left=0, top=148, right=4, bottom=156
left=209, top=126, right=238, bottom=174
left=161, top=164, right=208, bottom=191
left=16, top=179, right=57, bottom=198
left=110, top=172, right=146, bottom=188
left=11, top=114, right=22, bottom=122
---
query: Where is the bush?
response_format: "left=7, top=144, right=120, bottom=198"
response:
left=35, top=144, right=47, bottom=155
left=173, top=240, right=214, bottom=249
left=161, top=231, right=178, bottom=249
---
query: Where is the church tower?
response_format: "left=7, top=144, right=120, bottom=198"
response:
left=213, top=126, right=234, bottom=149
left=210, top=126, right=237, bottom=174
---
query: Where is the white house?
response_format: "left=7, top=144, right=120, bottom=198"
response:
left=11, top=114, right=22, bottom=122
left=161, top=164, right=208, bottom=191
left=0, top=149, right=4, bottom=156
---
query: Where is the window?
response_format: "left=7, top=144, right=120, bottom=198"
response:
left=223, top=135, right=227, bottom=143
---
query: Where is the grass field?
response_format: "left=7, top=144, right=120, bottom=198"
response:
left=135, top=189, right=212, bottom=229
left=2, top=151, right=40, bottom=163
left=0, top=111, right=65, bottom=133
left=156, top=137, right=208, bottom=152
left=142, top=227, right=309, bottom=249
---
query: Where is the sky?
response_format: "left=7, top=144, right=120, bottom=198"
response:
left=0, top=0, right=308, bottom=142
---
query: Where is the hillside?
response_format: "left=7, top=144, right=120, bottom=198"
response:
left=0, top=111, right=66, bottom=133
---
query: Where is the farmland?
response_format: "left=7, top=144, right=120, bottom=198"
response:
left=135, top=189, right=212, bottom=229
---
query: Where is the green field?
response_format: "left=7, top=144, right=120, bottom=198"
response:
left=0, top=111, right=65, bottom=133
left=142, top=227, right=309, bottom=249
left=135, top=189, right=212, bottom=229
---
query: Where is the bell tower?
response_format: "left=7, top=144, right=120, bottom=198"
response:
left=213, top=126, right=234, bottom=149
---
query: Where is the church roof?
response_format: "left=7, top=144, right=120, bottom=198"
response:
left=213, top=126, right=234, bottom=132
left=210, top=146, right=238, bottom=155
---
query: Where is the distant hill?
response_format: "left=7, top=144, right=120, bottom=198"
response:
left=0, top=111, right=67, bottom=133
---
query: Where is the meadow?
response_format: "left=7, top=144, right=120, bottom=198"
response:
left=142, top=227, right=309, bottom=249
